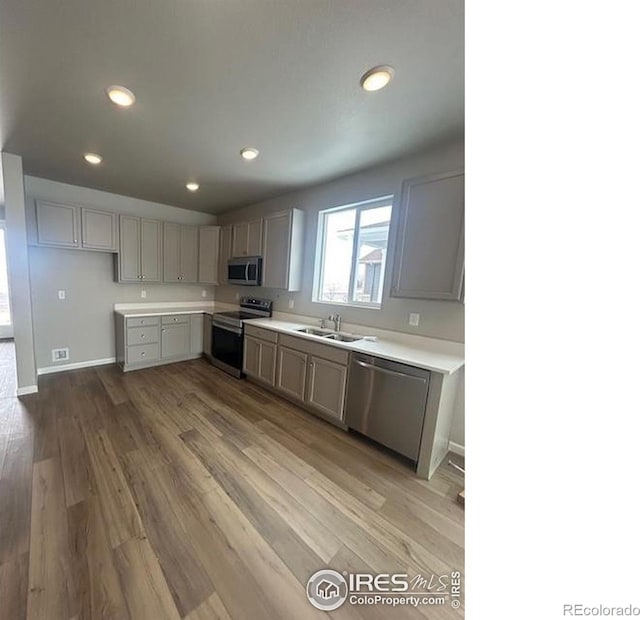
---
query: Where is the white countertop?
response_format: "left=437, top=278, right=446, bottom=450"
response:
left=245, top=316, right=465, bottom=375
left=113, top=301, right=235, bottom=317
left=113, top=302, right=464, bottom=374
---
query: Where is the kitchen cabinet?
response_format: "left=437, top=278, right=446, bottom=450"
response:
left=118, top=216, right=162, bottom=282
left=306, top=356, right=348, bottom=421
left=163, top=223, right=199, bottom=283
left=81, top=207, right=118, bottom=251
left=262, top=209, right=304, bottom=290
left=276, top=346, right=308, bottom=401
left=161, top=322, right=190, bottom=359
left=116, top=312, right=205, bottom=371
left=198, top=226, right=220, bottom=284
left=232, top=218, right=263, bottom=257
left=391, top=171, right=464, bottom=301
left=218, top=225, right=232, bottom=284
left=35, top=200, right=80, bottom=248
left=242, top=327, right=277, bottom=386
left=203, top=315, right=212, bottom=361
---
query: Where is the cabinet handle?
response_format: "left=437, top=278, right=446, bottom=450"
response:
left=141, top=351, right=146, bottom=357
left=162, top=329, right=166, bottom=333
left=173, top=318, right=177, bottom=321
left=140, top=334, right=145, bottom=338
left=141, top=275, right=145, bottom=279
left=141, top=320, right=144, bottom=325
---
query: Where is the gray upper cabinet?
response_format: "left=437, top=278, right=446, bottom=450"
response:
left=118, top=216, right=161, bottom=282
left=35, top=201, right=80, bottom=248
left=262, top=209, right=305, bottom=291
left=218, top=225, right=232, bottom=284
left=232, top=218, right=263, bottom=257
left=198, top=226, right=220, bottom=284
left=391, top=171, right=464, bottom=301
left=81, top=208, right=118, bottom=251
left=163, top=223, right=199, bottom=283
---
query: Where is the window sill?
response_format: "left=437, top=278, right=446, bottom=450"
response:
left=311, top=299, right=382, bottom=311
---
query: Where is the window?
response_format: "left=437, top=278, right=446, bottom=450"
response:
left=313, top=196, right=393, bottom=308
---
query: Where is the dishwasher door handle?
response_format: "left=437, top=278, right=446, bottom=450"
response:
left=352, top=359, right=428, bottom=383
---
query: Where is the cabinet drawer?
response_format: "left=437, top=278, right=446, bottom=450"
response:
left=126, top=343, right=160, bottom=365
left=126, top=316, right=159, bottom=328
left=278, top=333, right=350, bottom=365
left=127, top=325, right=159, bottom=345
left=244, top=324, right=278, bottom=344
left=161, top=314, right=190, bottom=325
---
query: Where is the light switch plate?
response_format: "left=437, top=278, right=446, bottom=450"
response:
left=288, top=299, right=295, bottom=309
left=57, top=290, right=66, bottom=300
left=201, top=289, right=207, bottom=297
left=141, top=290, right=147, bottom=299
left=409, top=313, right=420, bottom=326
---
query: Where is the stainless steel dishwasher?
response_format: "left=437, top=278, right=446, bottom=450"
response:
left=345, top=353, right=430, bottom=461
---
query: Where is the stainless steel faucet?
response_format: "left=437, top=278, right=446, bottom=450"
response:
left=328, top=313, right=342, bottom=332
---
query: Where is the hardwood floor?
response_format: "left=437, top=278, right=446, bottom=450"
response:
left=0, top=354, right=465, bottom=619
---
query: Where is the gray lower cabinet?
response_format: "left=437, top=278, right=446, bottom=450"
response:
left=116, top=313, right=204, bottom=371
left=243, top=335, right=276, bottom=386
left=118, top=216, right=162, bottom=282
left=391, top=170, right=465, bottom=301
left=276, top=346, right=308, bottom=401
left=164, top=223, right=199, bottom=283
left=203, top=315, right=212, bottom=360
left=306, top=356, right=348, bottom=421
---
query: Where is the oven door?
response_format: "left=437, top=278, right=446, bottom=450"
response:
left=211, top=322, right=243, bottom=376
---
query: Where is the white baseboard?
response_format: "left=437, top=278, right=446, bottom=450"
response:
left=16, top=385, right=38, bottom=396
left=448, top=440, right=465, bottom=457
left=37, top=357, right=116, bottom=376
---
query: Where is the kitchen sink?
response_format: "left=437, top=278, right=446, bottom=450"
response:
left=322, top=333, right=363, bottom=342
left=297, top=327, right=333, bottom=336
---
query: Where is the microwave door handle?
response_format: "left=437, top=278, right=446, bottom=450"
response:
left=245, top=262, right=249, bottom=282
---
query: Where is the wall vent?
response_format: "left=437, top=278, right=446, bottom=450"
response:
left=51, top=347, right=70, bottom=362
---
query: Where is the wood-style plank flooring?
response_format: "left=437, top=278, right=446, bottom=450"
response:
left=0, top=343, right=465, bottom=619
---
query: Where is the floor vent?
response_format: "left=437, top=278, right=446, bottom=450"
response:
left=51, top=347, right=70, bottom=362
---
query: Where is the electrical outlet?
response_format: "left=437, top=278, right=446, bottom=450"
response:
left=288, top=299, right=295, bottom=309
left=409, top=313, right=420, bottom=326
left=57, top=290, right=66, bottom=300
left=201, top=289, right=207, bottom=298
left=235, top=293, right=240, bottom=301
left=51, top=347, right=69, bottom=362
left=141, top=290, right=147, bottom=299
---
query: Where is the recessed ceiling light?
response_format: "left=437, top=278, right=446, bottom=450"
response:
left=106, top=85, right=136, bottom=107
left=84, top=153, right=103, bottom=165
left=360, top=66, right=394, bottom=92
left=186, top=182, right=199, bottom=192
left=240, top=147, right=259, bottom=161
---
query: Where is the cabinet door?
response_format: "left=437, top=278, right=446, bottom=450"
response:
left=276, top=346, right=307, bottom=401
left=163, top=222, right=181, bottom=282
left=203, top=316, right=212, bottom=359
left=391, top=171, right=464, bottom=300
left=258, top=341, right=277, bottom=386
left=246, top=218, right=263, bottom=256
left=190, top=314, right=204, bottom=355
left=307, top=357, right=348, bottom=421
left=82, top=208, right=118, bottom=251
left=161, top=323, right=189, bottom=359
left=180, top=225, right=199, bottom=282
left=198, top=226, right=220, bottom=284
left=141, top=219, right=162, bottom=282
left=262, top=211, right=290, bottom=289
left=35, top=201, right=80, bottom=247
left=218, top=225, right=232, bottom=284
left=232, top=222, right=249, bottom=257
left=119, top=216, right=141, bottom=282
left=243, top=335, right=261, bottom=377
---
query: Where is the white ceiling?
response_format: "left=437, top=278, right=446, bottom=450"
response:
left=0, top=0, right=464, bottom=213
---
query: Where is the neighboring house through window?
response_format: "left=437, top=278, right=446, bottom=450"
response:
left=313, top=196, right=393, bottom=308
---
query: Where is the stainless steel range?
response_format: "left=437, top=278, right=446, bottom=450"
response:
left=210, top=297, right=273, bottom=377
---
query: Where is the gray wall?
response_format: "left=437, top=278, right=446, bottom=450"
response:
left=216, top=138, right=465, bottom=343
left=24, top=176, right=216, bottom=370
left=2, top=152, right=38, bottom=391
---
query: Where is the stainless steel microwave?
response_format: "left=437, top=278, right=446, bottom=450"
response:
left=227, top=256, right=262, bottom=286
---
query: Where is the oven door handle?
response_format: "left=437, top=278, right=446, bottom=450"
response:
left=212, top=321, right=243, bottom=335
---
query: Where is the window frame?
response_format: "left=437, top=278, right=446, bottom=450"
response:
left=312, top=195, right=394, bottom=309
